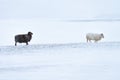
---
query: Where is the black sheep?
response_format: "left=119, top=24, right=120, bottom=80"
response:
left=15, top=32, right=33, bottom=46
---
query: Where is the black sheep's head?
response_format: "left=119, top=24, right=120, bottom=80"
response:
left=28, top=32, right=33, bottom=36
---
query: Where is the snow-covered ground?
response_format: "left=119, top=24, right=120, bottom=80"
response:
left=0, top=42, right=120, bottom=80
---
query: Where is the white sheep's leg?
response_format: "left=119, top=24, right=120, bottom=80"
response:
left=87, top=39, right=89, bottom=42
left=86, top=38, right=90, bottom=43
left=89, top=40, right=92, bottom=43
left=94, top=40, right=98, bottom=43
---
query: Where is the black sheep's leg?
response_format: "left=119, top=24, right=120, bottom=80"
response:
left=26, top=42, right=28, bottom=45
left=15, top=42, right=17, bottom=46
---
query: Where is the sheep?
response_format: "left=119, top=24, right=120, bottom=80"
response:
left=15, top=32, right=33, bottom=46
left=86, top=33, right=104, bottom=43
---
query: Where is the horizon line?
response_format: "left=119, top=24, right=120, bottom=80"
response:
left=64, top=19, right=120, bottom=22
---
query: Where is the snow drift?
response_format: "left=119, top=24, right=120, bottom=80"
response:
left=0, top=42, right=120, bottom=80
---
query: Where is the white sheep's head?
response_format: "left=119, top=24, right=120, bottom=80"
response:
left=101, top=33, right=104, bottom=38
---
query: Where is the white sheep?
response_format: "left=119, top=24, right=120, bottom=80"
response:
left=86, top=33, right=104, bottom=42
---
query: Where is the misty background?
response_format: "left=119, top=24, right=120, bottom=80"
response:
left=0, top=0, right=120, bottom=46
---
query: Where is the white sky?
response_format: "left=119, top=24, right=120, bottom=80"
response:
left=0, top=0, right=120, bottom=19
left=0, top=0, right=120, bottom=46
